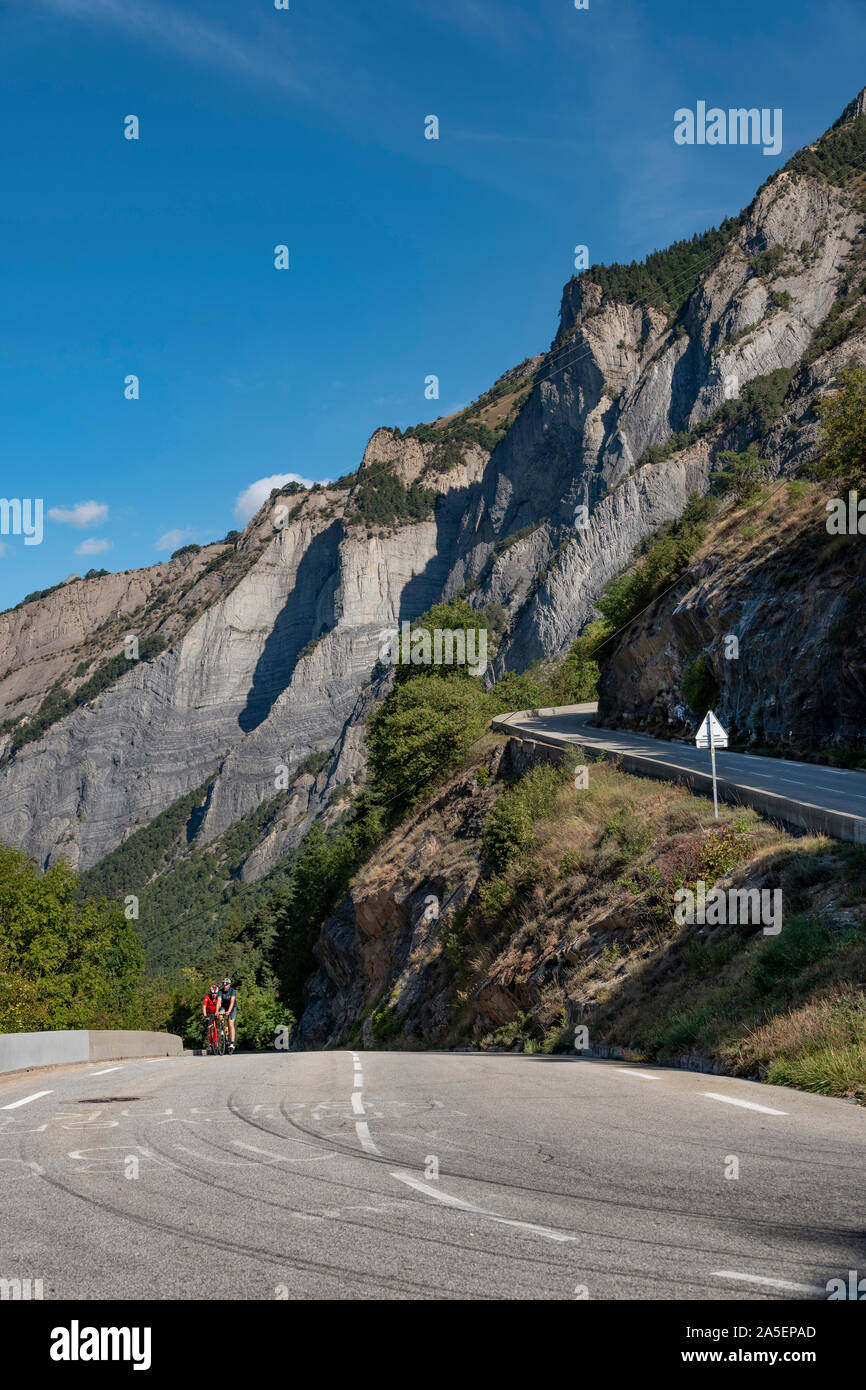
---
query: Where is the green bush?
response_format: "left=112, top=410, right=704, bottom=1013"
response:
left=681, top=652, right=719, bottom=716
left=348, top=461, right=435, bottom=527
left=750, top=914, right=831, bottom=996
left=655, top=1005, right=716, bottom=1051
left=0, top=846, right=144, bottom=1032
left=814, top=361, right=866, bottom=489
left=391, top=599, right=487, bottom=685
left=367, top=673, right=490, bottom=814
left=711, top=446, right=767, bottom=501
left=601, top=806, right=655, bottom=857
left=597, top=494, right=716, bottom=632
left=482, top=764, right=562, bottom=874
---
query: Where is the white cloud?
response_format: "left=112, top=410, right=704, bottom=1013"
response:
left=47, top=500, right=109, bottom=528
left=75, top=537, right=112, bottom=556
left=234, top=473, right=315, bottom=524
left=155, top=528, right=195, bottom=552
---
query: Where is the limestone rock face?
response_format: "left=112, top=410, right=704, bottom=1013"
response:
left=444, top=161, right=862, bottom=673
left=597, top=477, right=866, bottom=752
left=2, top=89, right=866, bottom=878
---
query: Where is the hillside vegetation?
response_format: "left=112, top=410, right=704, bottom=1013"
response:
left=325, top=739, right=866, bottom=1101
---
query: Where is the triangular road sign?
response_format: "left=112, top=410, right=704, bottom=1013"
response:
left=695, top=710, right=728, bottom=749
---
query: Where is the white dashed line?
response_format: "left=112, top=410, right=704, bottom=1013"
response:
left=355, top=1121, right=381, bottom=1156
left=90, top=1067, right=123, bottom=1076
left=703, top=1092, right=787, bottom=1115
left=351, top=1092, right=365, bottom=1115
left=391, top=1170, right=577, bottom=1244
left=712, top=1271, right=825, bottom=1295
left=615, top=1069, right=660, bottom=1081
left=353, top=1074, right=363, bottom=1088
left=1, top=1090, right=53, bottom=1109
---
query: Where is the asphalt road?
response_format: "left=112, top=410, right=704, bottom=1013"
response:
left=0, top=1050, right=862, bottom=1300
left=497, top=704, right=866, bottom=826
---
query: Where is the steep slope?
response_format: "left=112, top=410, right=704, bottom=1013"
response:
left=295, top=733, right=866, bottom=1101
left=596, top=480, right=866, bottom=755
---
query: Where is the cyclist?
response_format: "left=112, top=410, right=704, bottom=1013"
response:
left=220, top=977, right=237, bottom=1053
left=202, top=984, right=221, bottom=1049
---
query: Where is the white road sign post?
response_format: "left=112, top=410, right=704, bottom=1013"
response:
left=695, top=710, right=728, bottom=818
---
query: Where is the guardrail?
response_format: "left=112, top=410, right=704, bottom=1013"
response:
left=491, top=710, right=866, bottom=846
left=0, top=1030, right=183, bottom=1076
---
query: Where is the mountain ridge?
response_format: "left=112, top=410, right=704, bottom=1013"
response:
left=2, top=85, right=865, bottom=953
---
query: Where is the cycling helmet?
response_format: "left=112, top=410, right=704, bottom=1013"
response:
left=223, top=978, right=231, bottom=988
left=209, top=984, right=219, bottom=996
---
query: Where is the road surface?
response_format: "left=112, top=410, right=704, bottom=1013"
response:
left=0, top=1050, right=862, bottom=1300
left=495, top=704, right=866, bottom=837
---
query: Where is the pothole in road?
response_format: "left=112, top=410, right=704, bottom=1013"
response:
left=76, top=1097, right=145, bottom=1103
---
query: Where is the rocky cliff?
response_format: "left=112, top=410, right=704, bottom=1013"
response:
left=295, top=733, right=866, bottom=1102
left=1, top=86, right=865, bottom=911
left=596, top=482, right=866, bottom=753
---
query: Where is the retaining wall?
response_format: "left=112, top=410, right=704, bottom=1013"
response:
left=0, top=1030, right=183, bottom=1076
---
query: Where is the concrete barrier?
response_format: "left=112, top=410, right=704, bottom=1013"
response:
left=0, top=1030, right=183, bottom=1076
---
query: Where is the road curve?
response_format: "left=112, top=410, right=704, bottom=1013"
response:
left=0, top=1050, right=862, bottom=1300
left=493, top=703, right=866, bottom=842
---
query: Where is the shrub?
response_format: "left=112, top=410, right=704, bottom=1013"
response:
left=711, top=446, right=767, bottom=501
left=681, top=652, right=719, bottom=715
left=601, top=805, right=655, bottom=856
left=750, top=914, right=831, bottom=996
left=349, top=461, right=435, bottom=527
left=482, top=764, right=562, bottom=874
left=297, top=750, right=329, bottom=779
left=0, top=846, right=144, bottom=1032
left=368, top=673, right=489, bottom=816
left=597, top=494, right=715, bottom=632
left=813, top=361, right=866, bottom=489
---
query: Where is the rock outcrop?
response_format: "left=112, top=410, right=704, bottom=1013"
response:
left=1, top=86, right=865, bottom=886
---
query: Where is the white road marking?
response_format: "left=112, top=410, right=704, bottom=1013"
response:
left=391, top=1170, right=576, bottom=1244
left=615, top=1069, right=660, bottom=1081
left=90, top=1066, right=123, bottom=1076
left=355, top=1121, right=381, bottom=1156
left=351, top=1052, right=360, bottom=1063
left=703, top=1092, right=787, bottom=1115
left=353, top=1074, right=363, bottom=1088
left=1, top=1090, right=53, bottom=1110
left=351, top=1092, right=365, bottom=1115
left=712, top=1271, right=825, bottom=1295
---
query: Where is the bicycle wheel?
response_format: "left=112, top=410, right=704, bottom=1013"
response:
left=216, top=1017, right=227, bottom=1056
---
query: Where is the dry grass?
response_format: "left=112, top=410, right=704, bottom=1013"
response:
left=726, top=989, right=866, bottom=1099
left=455, top=753, right=866, bottom=1100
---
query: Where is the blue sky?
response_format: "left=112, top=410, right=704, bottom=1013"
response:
left=1, top=0, right=864, bottom=607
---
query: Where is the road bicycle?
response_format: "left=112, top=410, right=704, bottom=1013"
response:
left=205, top=1011, right=228, bottom=1056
